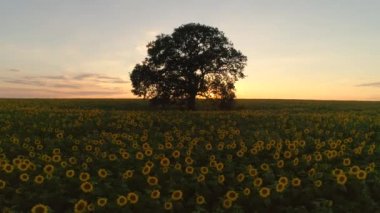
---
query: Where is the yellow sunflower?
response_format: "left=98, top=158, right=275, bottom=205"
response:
left=259, top=187, right=271, bottom=198
left=80, top=182, right=94, bottom=193
left=31, top=204, right=49, bottom=213
left=97, top=197, right=108, bottom=207
left=171, top=190, right=183, bottom=201
left=74, top=199, right=88, bottom=213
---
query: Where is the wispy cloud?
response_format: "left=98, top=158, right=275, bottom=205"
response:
left=72, top=73, right=129, bottom=83
left=8, top=68, right=21, bottom=72
left=52, top=83, right=81, bottom=89
left=0, top=86, right=127, bottom=98
left=356, top=82, right=380, bottom=87
left=3, top=79, right=46, bottom=86
left=0, top=72, right=130, bottom=98
left=40, top=75, right=67, bottom=80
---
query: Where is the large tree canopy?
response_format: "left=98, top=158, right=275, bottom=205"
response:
left=130, top=23, right=247, bottom=109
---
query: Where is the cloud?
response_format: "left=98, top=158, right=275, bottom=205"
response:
left=0, top=86, right=127, bottom=98
left=8, top=69, right=20, bottom=72
left=52, top=83, right=81, bottom=89
left=3, top=79, right=46, bottom=86
left=39, top=75, right=67, bottom=80
left=356, top=82, right=380, bottom=87
left=0, top=72, right=130, bottom=98
left=72, top=73, right=129, bottom=83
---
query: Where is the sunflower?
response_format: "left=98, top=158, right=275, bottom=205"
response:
left=277, top=160, right=284, bottom=168
left=349, top=165, right=360, bottom=175
left=205, top=143, right=213, bottom=150
left=236, top=150, right=245, bottom=157
left=127, top=192, right=139, bottom=204
left=336, top=174, right=347, bottom=185
left=291, top=178, right=301, bottom=187
left=66, top=170, right=75, bottom=178
left=343, top=158, right=351, bottom=166
left=3, top=164, right=14, bottom=173
left=171, top=190, right=183, bottom=201
left=356, top=170, right=367, bottom=180
left=185, top=166, right=194, bottom=175
left=276, top=183, right=286, bottom=193
left=253, top=177, right=263, bottom=188
left=165, top=141, right=173, bottom=149
left=52, top=155, right=61, bottom=163
left=216, top=163, right=224, bottom=171
left=314, top=180, right=322, bottom=188
left=172, top=150, right=181, bottom=158
left=80, top=182, right=94, bottom=193
left=236, top=173, right=245, bottom=183
left=161, top=166, right=169, bottom=173
left=31, top=204, right=49, bottom=213
left=147, top=176, right=158, bottom=186
left=243, top=187, right=251, bottom=196
left=260, top=163, right=269, bottom=171
left=200, top=166, right=209, bottom=175
left=142, top=165, right=151, bottom=175
left=259, top=187, right=271, bottom=198
left=135, top=152, right=144, bottom=160
left=278, top=176, right=288, bottom=185
left=144, top=149, right=153, bottom=156
left=123, top=170, right=134, bottom=179
left=314, top=153, right=322, bottom=161
left=332, top=168, right=343, bottom=176
left=308, top=168, right=316, bottom=177
left=197, top=174, right=206, bottom=183
left=217, top=143, right=224, bottom=150
left=52, top=148, right=61, bottom=155
left=0, top=179, right=6, bottom=189
left=68, top=157, right=77, bottom=165
left=283, top=151, right=292, bottom=159
left=160, top=157, right=170, bottom=167
left=121, top=152, right=130, bottom=160
left=79, top=172, right=90, bottom=182
left=43, top=164, right=54, bottom=174
left=196, top=195, right=206, bottom=205
left=116, top=195, right=128, bottom=206
left=222, top=199, right=233, bottom=209
left=108, top=154, right=117, bottom=161
left=20, top=173, right=29, bottom=182
left=17, top=163, right=29, bottom=171
left=246, top=169, right=257, bottom=178
left=273, top=152, right=280, bottom=160
left=225, top=190, right=239, bottom=201
left=293, top=158, right=299, bottom=166
left=150, top=189, right=160, bottom=199
left=185, top=157, right=194, bottom=165
left=174, top=163, right=182, bottom=171
left=60, top=161, right=67, bottom=168
left=97, top=197, right=108, bottom=207
left=218, top=175, right=225, bottom=184
left=34, top=175, right=45, bottom=184
left=97, top=169, right=108, bottom=178
left=74, top=199, right=88, bottom=213
left=164, top=201, right=173, bottom=210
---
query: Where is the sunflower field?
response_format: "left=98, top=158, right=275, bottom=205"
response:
left=0, top=100, right=379, bottom=212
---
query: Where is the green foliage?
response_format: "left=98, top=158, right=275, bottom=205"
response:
left=130, top=23, right=247, bottom=110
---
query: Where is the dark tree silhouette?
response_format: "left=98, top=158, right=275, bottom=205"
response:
left=130, top=23, right=247, bottom=110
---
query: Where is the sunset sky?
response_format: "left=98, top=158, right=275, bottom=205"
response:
left=1, top=0, right=379, bottom=100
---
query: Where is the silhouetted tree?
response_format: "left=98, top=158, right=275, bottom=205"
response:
left=130, top=23, right=247, bottom=110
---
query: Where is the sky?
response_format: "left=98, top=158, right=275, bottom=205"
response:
left=0, top=0, right=379, bottom=100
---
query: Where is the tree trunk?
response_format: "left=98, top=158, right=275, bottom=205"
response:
left=187, top=92, right=196, bottom=110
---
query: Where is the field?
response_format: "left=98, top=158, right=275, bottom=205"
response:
left=0, top=99, right=379, bottom=212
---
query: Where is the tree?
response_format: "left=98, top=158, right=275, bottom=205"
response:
left=130, top=23, right=247, bottom=110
